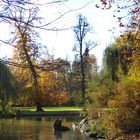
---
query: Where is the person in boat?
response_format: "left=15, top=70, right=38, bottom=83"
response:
left=54, top=119, right=70, bottom=131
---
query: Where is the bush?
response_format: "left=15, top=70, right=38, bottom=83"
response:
left=98, top=78, right=140, bottom=138
left=99, top=110, right=123, bottom=139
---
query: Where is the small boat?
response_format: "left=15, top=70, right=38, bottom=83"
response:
left=54, top=125, right=70, bottom=131
left=53, top=119, right=70, bottom=131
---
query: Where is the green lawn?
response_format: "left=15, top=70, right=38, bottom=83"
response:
left=0, top=107, right=83, bottom=117
left=14, top=106, right=83, bottom=112
left=15, top=107, right=83, bottom=116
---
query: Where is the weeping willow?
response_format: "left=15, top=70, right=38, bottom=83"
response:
left=0, top=62, right=17, bottom=113
left=104, top=45, right=133, bottom=81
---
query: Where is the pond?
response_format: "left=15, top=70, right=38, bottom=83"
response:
left=0, top=116, right=98, bottom=140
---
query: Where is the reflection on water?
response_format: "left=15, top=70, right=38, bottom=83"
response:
left=0, top=116, right=98, bottom=140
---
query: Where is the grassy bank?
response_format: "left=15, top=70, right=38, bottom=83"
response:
left=14, top=106, right=83, bottom=112
left=0, top=107, right=83, bottom=117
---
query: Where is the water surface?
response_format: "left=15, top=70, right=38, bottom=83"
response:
left=0, top=116, right=98, bottom=140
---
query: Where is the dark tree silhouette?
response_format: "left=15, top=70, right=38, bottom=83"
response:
left=73, top=14, right=96, bottom=107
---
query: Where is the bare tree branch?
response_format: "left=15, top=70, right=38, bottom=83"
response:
left=0, top=57, right=69, bottom=71
left=0, top=0, right=95, bottom=31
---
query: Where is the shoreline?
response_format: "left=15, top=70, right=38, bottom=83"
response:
left=0, top=110, right=81, bottom=118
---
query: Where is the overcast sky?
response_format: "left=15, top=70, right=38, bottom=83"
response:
left=0, top=0, right=123, bottom=68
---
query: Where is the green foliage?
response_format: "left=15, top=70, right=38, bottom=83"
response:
left=0, top=62, right=17, bottom=112
left=70, top=92, right=83, bottom=106
left=90, top=75, right=115, bottom=107
left=89, top=118, right=108, bottom=138
left=102, top=33, right=138, bottom=83
left=105, top=47, right=119, bottom=81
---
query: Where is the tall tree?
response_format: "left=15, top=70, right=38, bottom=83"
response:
left=0, top=0, right=70, bottom=111
left=13, top=18, right=44, bottom=111
left=73, top=14, right=96, bottom=107
left=0, top=1, right=44, bottom=111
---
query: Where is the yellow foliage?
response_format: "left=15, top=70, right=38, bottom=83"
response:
left=25, top=83, right=33, bottom=88
left=136, top=32, right=140, bottom=39
left=39, top=71, right=59, bottom=94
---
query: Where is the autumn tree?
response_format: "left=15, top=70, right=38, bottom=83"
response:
left=86, top=1, right=140, bottom=137
left=0, top=0, right=73, bottom=111
left=9, top=7, right=44, bottom=111
left=39, top=70, right=70, bottom=106
left=97, top=0, right=139, bottom=40
left=1, top=1, right=49, bottom=111
left=95, top=32, right=140, bottom=137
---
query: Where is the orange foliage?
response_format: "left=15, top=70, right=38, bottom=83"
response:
left=38, top=70, right=71, bottom=106
left=42, top=91, right=70, bottom=106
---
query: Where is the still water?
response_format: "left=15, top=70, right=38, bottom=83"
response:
left=0, top=116, right=98, bottom=140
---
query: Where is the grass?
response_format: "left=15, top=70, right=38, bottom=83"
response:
left=43, top=107, right=83, bottom=112
left=11, top=106, right=83, bottom=116
left=0, top=107, right=83, bottom=117
left=14, top=106, right=83, bottom=112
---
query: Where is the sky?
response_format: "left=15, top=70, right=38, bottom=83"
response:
left=0, top=0, right=122, bottom=69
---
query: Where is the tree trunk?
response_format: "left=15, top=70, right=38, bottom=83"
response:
left=80, top=42, right=86, bottom=108
left=21, top=38, right=44, bottom=112
left=33, top=76, right=44, bottom=112
left=36, top=102, right=43, bottom=111
left=81, top=55, right=86, bottom=108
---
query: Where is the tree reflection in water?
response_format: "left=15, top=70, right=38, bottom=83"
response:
left=54, top=131, right=62, bottom=140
